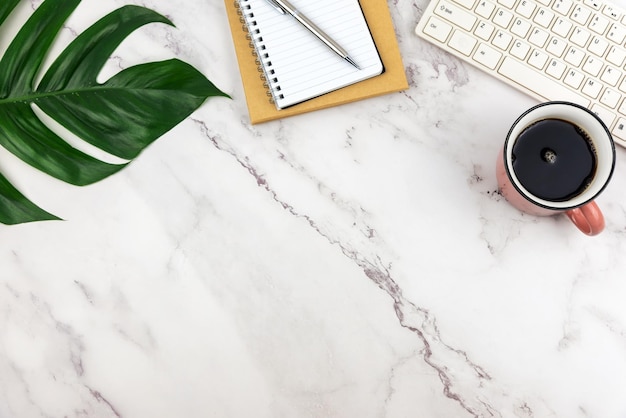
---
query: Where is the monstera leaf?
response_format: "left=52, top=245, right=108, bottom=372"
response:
left=0, top=0, right=227, bottom=225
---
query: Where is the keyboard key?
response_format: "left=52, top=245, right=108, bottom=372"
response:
left=529, top=49, right=549, bottom=68
left=552, top=18, right=573, bottom=37
left=602, top=4, right=621, bottom=19
left=547, top=37, right=568, bottom=56
left=586, top=80, right=606, bottom=99
left=587, top=36, right=609, bottom=57
left=475, top=0, right=496, bottom=18
left=619, top=77, right=626, bottom=92
left=449, top=30, right=478, bottom=54
left=473, top=43, right=503, bottom=68
left=534, top=8, right=555, bottom=27
left=584, top=0, right=602, bottom=10
left=600, top=88, right=621, bottom=108
left=570, top=27, right=591, bottom=46
left=516, top=0, right=536, bottom=18
left=564, top=46, right=586, bottom=66
left=571, top=5, right=593, bottom=24
left=588, top=36, right=609, bottom=56
left=493, top=8, right=514, bottom=27
left=611, top=118, right=626, bottom=143
left=511, top=18, right=532, bottom=37
left=497, top=0, right=516, bottom=9
left=423, top=16, right=453, bottom=42
left=591, top=103, right=616, bottom=127
left=475, top=21, right=495, bottom=39
left=582, top=56, right=603, bottom=76
left=607, top=22, right=626, bottom=43
left=607, top=46, right=626, bottom=66
left=546, top=58, right=567, bottom=78
left=492, top=30, right=513, bottom=49
left=511, top=40, right=531, bottom=59
left=434, top=0, right=478, bottom=30
left=454, top=0, right=477, bottom=9
left=582, top=78, right=603, bottom=98
left=498, top=57, right=590, bottom=106
left=553, top=0, right=573, bottom=15
left=529, top=28, right=550, bottom=46
left=564, top=68, right=585, bottom=88
left=600, top=65, right=621, bottom=86
left=589, top=14, right=610, bottom=33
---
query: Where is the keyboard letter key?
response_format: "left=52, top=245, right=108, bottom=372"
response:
left=607, top=46, right=626, bottom=66
left=564, top=68, right=585, bottom=88
left=511, top=40, right=531, bottom=59
left=570, top=27, right=591, bottom=46
left=582, top=78, right=602, bottom=98
left=475, top=21, right=496, bottom=39
left=582, top=56, right=603, bottom=76
left=546, top=37, right=568, bottom=56
left=475, top=0, right=496, bottom=18
left=588, top=36, right=609, bottom=56
left=534, top=8, right=555, bottom=27
left=601, top=66, right=622, bottom=86
left=493, top=8, right=514, bottom=27
left=552, top=18, right=573, bottom=37
left=529, top=28, right=550, bottom=47
left=516, top=0, right=536, bottom=18
left=511, top=18, right=532, bottom=37
left=564, top=46, right=586, bottom=66
left=528, top=49, right=549, bottom=69
left=492, top=30, right=513, bottom=49
left=546, top=58, right=567, bottom=79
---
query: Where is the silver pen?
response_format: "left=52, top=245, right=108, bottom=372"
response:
left=264, top=0, right=361, bottom=70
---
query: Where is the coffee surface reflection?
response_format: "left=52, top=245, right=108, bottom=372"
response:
left=511, top=118, right=597, bottom=202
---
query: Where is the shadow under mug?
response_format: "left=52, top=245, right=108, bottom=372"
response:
left=496, top=101, right=616, bottom=236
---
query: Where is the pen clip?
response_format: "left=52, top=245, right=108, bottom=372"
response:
left=264, top=0, right=286, bottom=14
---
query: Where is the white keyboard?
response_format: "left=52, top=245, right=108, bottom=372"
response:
left=415, top=0, right=626, bottom=148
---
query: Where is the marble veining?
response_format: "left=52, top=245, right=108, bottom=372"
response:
left=0, top=0, right=625, bottom=417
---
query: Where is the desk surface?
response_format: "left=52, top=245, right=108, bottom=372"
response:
left=2, top=0, right=626, bottom=417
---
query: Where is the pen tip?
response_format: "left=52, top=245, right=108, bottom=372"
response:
left=346, top=56, right=360, bottom=70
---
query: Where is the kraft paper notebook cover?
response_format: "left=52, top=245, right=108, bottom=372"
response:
left=224, top=0, right=409, bottom=124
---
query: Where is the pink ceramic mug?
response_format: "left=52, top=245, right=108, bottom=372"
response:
left=496, top=102, right=615, bottom=236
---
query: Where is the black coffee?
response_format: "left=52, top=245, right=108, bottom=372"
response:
left=511, top=118, right=597, bottom=202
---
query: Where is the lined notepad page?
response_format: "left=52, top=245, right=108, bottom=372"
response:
left=240, top=0, right=383, bottom=109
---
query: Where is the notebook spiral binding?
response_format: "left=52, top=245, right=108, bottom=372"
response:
left=236, top=0, right=284, bottom=104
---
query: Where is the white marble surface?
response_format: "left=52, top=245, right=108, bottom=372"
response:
left=1, top=0, right=626, bottom=417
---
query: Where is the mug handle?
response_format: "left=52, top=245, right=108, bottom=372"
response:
left=566, top=201, right=605, bottom=236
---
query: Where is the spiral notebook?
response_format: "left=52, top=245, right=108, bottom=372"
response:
left=225, top=0, right=408, bottom=123
left=238, top=0, right=383, bottom=109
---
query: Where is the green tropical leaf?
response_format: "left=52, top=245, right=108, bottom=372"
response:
left=0, top=0, right=228, bottom=224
